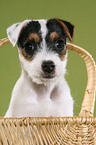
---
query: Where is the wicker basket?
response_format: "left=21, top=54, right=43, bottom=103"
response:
left=0, top=38, right=96, bottom=145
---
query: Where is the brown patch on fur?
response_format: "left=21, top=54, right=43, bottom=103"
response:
left=72, top=27, right=75, bottom=39
left=56, top=18, right=73, bottom=42
left=19, top=49, right=33, bottom=61
left=50, top=32, right=59, bottom=41
left=59, top=54, right=66, bottom=61
left=28, top=33, right=40, bottom=43
left=59, top=46, right=67, bottom=61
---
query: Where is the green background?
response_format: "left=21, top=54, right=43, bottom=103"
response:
left=0, top=0, right=96, bottom=116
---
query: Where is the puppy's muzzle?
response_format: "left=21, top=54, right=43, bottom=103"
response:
left=41, top=61, right=55, bottom=78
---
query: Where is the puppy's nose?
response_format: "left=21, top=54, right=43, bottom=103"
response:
left=42, top=61, right=55, bottom=74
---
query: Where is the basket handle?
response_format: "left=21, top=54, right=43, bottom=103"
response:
left=67, top=43, right=96, bottom=117
left=0, top=38, right=96, bottom=117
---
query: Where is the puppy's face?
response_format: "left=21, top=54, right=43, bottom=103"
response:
left=7, top=18, right=75, bottom=84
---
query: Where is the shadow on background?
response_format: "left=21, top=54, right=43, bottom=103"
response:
left=0, top=0, right=96, bottom=116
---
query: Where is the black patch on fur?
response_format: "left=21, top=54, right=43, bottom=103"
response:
left=17, top=21, right=42, bottom=48
left=46, top=19, right=67, bottom=43
left=46, top=19, right=67, bottom=54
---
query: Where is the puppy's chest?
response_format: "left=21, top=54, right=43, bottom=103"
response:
left=22, top=86, right=59, bottom=109
left=25, top=90, right=54, bottom=106
left=12, top=82, right=68, bottom=117
left=21, top=93, right=53, bottom=117
left=15, top=83, right=61, bottom=117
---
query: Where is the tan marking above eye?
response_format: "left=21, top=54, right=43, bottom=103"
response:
left=50, top=32, right=59, bottom=41
left=28, top=33, right=40, bottom=43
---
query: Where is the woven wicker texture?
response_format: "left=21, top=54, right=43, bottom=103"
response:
left=0, top=38, right=96, bottom=145
left=0, top=117, right=96, bottom=145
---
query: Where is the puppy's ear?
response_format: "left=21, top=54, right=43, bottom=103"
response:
left=7, top=20, right=31, bottom=47
left=56, top=18, right=75, bottom=42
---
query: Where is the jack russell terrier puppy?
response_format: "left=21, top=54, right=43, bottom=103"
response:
left=5, top=18, right=75, bottom=118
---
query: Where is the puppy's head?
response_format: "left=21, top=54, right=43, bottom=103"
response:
left=7, top=18, right=75, bottom=85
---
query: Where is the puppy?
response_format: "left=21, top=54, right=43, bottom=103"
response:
left=5, top=18, right=75, bottom=118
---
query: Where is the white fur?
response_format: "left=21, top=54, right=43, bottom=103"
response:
left=5, top=20, right=74, bottom=118
left=7, top=20, right=31, bottom=47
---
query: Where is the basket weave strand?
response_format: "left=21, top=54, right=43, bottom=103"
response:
left=0, top=37, right=10, bottom=47
left=0, top=37, right=96, bottom=145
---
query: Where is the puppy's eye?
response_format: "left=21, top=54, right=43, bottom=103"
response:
left=55, top=39, right=64, bottom=50
left=53, top=39, right=67, bottom=55
left=24, top=42, right=35, bottom=53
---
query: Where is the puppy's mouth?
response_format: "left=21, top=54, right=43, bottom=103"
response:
left=40, top=72, right=56, bottom=83
left=42, top=73, right=55, bottom=79
left=31, top=73, right=56, bottom=84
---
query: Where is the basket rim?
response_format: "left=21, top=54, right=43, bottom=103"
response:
left=0, top=116, right=96, bottom=125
